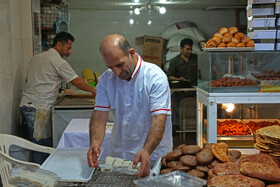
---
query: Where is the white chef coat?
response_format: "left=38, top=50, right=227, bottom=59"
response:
left=94, top=55, right=173, bottom=161
left=20, top=48, right=78, bottom=109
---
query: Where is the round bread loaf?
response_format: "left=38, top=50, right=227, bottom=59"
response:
left=222, top=36, right=231, bottom=43
left=160, top=168, right=172, bottom=174
left=165, top=149, right=182, bottom=161
left=187, top=169, right=205, bottom=178
left=180, top=155, right=197, bottom=167
left=181, top=145, right=202, bottom=155
left=227, top=42, right=236, bottom=48
left=196, top=165, right=210, bottom=173
left=242, top=37, right=250, bottom=44
left=231, top=37, right=240, bottom=44
left=224, top=32, right=233, bottom=38
left=171, top=165, right=191, bottom=172
left=212, top=36, right=222, bottom=45
left=212, top=162, right=241, bottom=175
left=196, top=149, right=214, bottom=165
left=207, top=175, right=265, bottom=187
left=219, top=27, right=228, bottom=34
left=213, top=32, right=223, bottom=38
left=218, top=42, right=227, bottom=48
left=246, top=40, right=255, bottom=47
left=237, top=42, right=245, bottom=47
left=228, top=150, right=242, bottom=159
left=228, top=27, right=238, bottom=35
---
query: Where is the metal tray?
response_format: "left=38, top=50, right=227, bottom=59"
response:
left=210, top=86, right=260, bottom=93
left=40, top=147, right=94, bottom=182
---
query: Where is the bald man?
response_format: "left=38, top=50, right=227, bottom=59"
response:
left=87, top=34, right=172, bottom=178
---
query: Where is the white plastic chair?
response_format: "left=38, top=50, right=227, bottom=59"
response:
left=0, top=134, right=55, bottom=187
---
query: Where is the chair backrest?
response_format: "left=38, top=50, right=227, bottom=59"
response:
left=0, top=134, right=54, bottom=187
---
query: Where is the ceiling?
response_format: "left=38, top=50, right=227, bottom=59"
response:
left=68, top=0, right=247, bottom=11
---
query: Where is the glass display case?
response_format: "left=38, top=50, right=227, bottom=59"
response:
left=196, top=51, right=280, bottom=154
left=198, top=51, right=280, bottom=93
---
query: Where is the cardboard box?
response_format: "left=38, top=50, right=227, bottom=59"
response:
left=247, top=4, right=275, bottom=16
left=247, top=18, right=276, bottom=28
left=254, top=43, right=275, bottom=50
left=248, top=30, right=277, bottom=39
left=142, top=36, right=164, bottom=67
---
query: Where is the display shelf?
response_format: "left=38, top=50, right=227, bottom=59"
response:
left=196, top=87, right=280, bottom=147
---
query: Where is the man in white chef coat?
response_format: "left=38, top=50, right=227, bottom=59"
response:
left=20, top=32, right=96, bottom=164
left=87, top=34, right=172, bottom=178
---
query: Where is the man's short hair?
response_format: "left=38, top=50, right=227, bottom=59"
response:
left=180, top=38, right=193, bottom=48
left=118, top=37, right=131, bottom=57
left=52, top=32, right=75, bottom=47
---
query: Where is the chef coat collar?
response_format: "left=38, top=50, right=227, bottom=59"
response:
left=130, top=53, right=142, bottom=80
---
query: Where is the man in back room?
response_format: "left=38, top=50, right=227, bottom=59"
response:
left=167, top=38, right=197, bottom=132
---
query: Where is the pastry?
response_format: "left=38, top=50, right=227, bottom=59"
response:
left=227, top=42, right=236, bottom=47
left=211, top=142, right=230, bottom=162
left=218, top=42, right=227, bottom=48
left=228, top=150, right=241, bottom=159
left=222, top=36, right=231, bottom=43
left=212, top=162, right=241, bottom=175
left=160, top=168, right=172, bottom=174
left=196, top=149, right=214, bottom=165
left=205, top=39, right=217, bottom=48
left=196, top=165, right=210, bottom=173
left=237, top=42, right=245, bottom=47
left=246, top=40, right=255, bottom=47
left=235, top=32, right=245, bottom=39
left=242, top=37, right=250, bottom=44
left=166, top=161, right=182, bottom=168
left=180, top=155, right=197, bottom=167
left=181, top=145, right=201, bottom=155
left=212, top=36, right=222, bottom=45
left=187, top=169, right=205, bottom=178
left=240, top=162, right=280, bottom=182
left=224, top=32, right=233, bottom=38
left=165, top=149, right=182, bottom=161
left=219, top=27, right=228, bottom=34
left=231, top=37, right=240, bottom=44
left=171, top=165, right=191, bottom=172
left=228, top=27, right=238, bottom=35
left=207, top=175, right=265, bottom=187
left=213, top=32, right=223, bottom=38
left=235, top=153, right=280, bottom=168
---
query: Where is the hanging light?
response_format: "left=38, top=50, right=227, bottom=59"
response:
left=134, top=8, right=140, bottom=15
left=147, top=20, right=152, bottom=25
left=222, top=103, right=235, bottom=112
left=159, top=6, right=166, bottom=14
left=129, top=19, right=134, bottom=25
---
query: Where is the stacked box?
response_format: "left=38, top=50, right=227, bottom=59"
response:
left=247, top=0, right=276, bottom=50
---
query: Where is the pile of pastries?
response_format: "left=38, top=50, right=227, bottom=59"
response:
left=211, top=77, right=259, bottom=87
left=160, top=142, right=280, bottom=186
left=205, top=27, right=255, bottom=48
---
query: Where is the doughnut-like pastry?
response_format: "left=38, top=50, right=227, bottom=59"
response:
left=224, top=32, right=233, bottom=38
left=231, top=37, right=240, bottom=44
left=237, top=42, right=245, bottom=47
left=246, top=40, right=255, bottom=47
left=213, top=32, right=223, bottom=39
left=227, top=42, right=236, bottom=47
left=228, top=27, right=238, bottom=35
left=222, top=36, right=231, bottom=43
left=205, top=40, right=217, bottom=48
left=235, top=32, right=245, bottom=39
left=242, top=37, right=250, bottom=44
left=212, top=36, right=221, bottom=45
left=219, top=27, right=228, bottom=35
left=218, top=42, right=227, bottom=48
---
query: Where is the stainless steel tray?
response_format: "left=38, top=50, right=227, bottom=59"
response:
left=210, top=86, right=260, bottom=93
left=40, top=147, right=95, bottom=182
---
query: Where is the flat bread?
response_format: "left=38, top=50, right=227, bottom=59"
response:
left=212, top=162, right=241, bottom=175
left=211, top=142, right=230, bottom=162
left=235, top=153, right=280, bottom=168
left=240, top=162, right=280, bottom=182
left=207, top=175, right=265, bottom=187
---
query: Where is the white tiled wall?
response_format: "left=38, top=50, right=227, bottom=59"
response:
left=0, top=0, right=32, bottom=135
left=68, top=9, right=237, bottom=75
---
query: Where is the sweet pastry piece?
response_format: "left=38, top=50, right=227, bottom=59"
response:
left=210, top=159, right=221, bottom=168
left=218, top=42, right=227, bottom=48
left=171, top=165, right=191, bottom=172
left=166, top=161, right=182, bottom=168
left=208, top=169, right=218, bottom=179
left=235, top=32, right=245, bottom=39
left=213, top=32, right=223, bottom=39
left=211, top=142, right=230, bottom=162
left=212, top=36, right=221, bottom=45
left=219, top=27, right=228, bottom=34
left=231, top=37, right=240, bottom=44
left=246, top=40, right=255, bottom=47
left=205, top=39, right=217, bottom=48
left=187, top=169, right=205, bottom=178
left=237, top=42, right=245, bottom=47
left=196, top=148, right=214, bottom=165
left=175, top=144, right=187, bottom=150
left=242, top=37, right=250, bottom=44
left=212, top=162, right=241, bottom=175
left=180, top=155, right=197, bottom=167
left=228, top=27, right=238, bottom=35
left=267, top=184, right=280, bottom=187
left=181, top=145, right=201, bottom=155
left=227, top=42, right=236, bottom=47
left=165, top=149, right=182, bottom=161
left=207, top=175, right=265, bottom=187
left=240, top=162, right=280, bottom=182
left=224, top=32, right=233, bottom=38
left=222, top=36, right=231, bottom=43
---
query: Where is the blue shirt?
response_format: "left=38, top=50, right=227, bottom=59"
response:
left=94, top=55, right=173, bottom=161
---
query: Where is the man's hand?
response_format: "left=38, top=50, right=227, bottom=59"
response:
left=133, top=149, right=151, bottom=178
left=87, top=144, right=101, bottom=168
